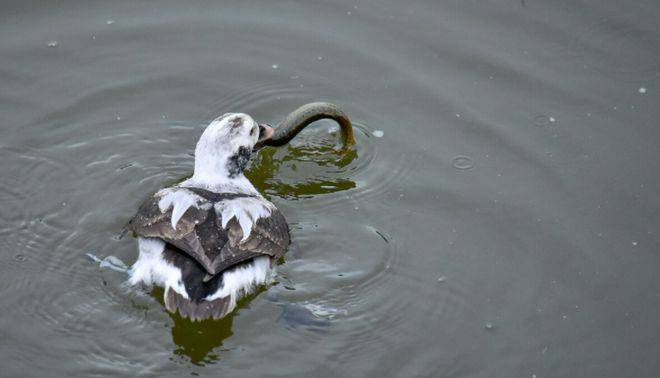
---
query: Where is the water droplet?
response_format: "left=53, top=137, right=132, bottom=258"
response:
left=354, top=206, right=359, bottom=211
left=317, top=56, right=323, bottom=61
left=14, top=254, right=26, bottom=262
left=372, top=130, right=384, bottom=138
left=484, top=323, right=494, bottom=330
left=47, top=41, right=58, bottom=47
left=452, top=155, right=473, bottom=170
left=106, top=20, right=115, bottom=25
left=632, top=241, right=638, bottom=246
left=638, top=87, right=647, bottom=94
left=437, top=276, right=446, bottom=283
left=534, top=115, right=555, bottom=127
left=61, top=202, right=67, bottom=207
left=91, top=35, right=96, bottom=40
left=455, top=113, right=461, bottom=118
left=271, top=64, right=279, bottom=69
left=116, top=116, right=121, bottom=121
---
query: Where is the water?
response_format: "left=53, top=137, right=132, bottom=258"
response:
left=1, top=0, right=659, bottom=376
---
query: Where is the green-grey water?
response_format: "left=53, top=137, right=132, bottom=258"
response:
left=1, top=0, right=659, bottom=376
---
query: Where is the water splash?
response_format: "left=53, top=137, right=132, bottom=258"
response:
left=86, top=253, right=130, bottom=274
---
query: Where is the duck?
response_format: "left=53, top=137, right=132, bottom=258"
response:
left=126, top=113, right=288, bottom=321
left=124, top=102, right=354, bottom=321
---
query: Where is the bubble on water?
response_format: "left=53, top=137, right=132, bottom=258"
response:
left=638, top=87, right=647, bottom=94
left=437, top=276, right=446, bottom=283
left=347, top=11, right=352, bottom=15
left=61, top=201, right=67, bottom=207
left=91, top=35, right=96, bottom=40
left=47, top=41, right=58, bottom=47
left=354, top=206, right=359, bottom=211
left=14, top=254, right=26, bottom=262
left=106, top=20, right=115, bottom=25
left=317, top=56, right=323, bottom=61
left=271, top=64, right=279, bottom=69
left=372, top=130, right=384, bottom=138
left=534, top=115, right=556, bottom=127
left=631, top=241, right=638, bottom=246
left=484, top=323, right=494, bottom=330
left=452, top=155, right=473, bottom=170
left=455, top=113, right=461, bottom=118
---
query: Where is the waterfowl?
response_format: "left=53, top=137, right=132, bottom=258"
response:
left=126, top=113, right=288, bottom=320
left=125, top=102, right=354, bottom=321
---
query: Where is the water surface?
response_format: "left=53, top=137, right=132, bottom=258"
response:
left=1, top=0, right=659, bottom=377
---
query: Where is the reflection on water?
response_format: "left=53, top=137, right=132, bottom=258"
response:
left=247, top=126, right=359, bottom=199
left=170, top=315, right=233, bottom=365
left=152, top=287, right=235, bottom=365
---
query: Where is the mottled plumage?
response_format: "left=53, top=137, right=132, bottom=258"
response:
left=127, top=186, right=289, bottom=275
left=127, top=113, right=288, bottom=321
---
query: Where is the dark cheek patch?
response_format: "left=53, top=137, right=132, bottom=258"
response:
left=226, top=146, right=252, bottom=177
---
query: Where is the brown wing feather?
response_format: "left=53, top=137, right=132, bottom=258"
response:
left=212, top=209, right=290, bottom=273
left=127, top=187, right=290, bottom=275
left=127, top=192, right=222, bottom=273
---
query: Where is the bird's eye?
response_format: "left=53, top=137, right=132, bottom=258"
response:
left=250, top=127, right=257, bottom=136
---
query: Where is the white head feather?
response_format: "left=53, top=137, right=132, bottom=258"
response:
left=187, top=113, right=261, bottom=191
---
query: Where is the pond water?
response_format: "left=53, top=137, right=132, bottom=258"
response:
left=1, top=0, right=659, bottom=376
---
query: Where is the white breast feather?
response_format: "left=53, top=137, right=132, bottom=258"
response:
left=129, top=237, right=189, bottom=299
left=157, top=188, right=211, bottom=230
left=214, top=197, right=274, bottom=242
left=204, top=256, right=271, bottom=308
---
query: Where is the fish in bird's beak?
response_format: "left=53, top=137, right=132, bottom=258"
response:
left=253, top=123, right=274, bottom=151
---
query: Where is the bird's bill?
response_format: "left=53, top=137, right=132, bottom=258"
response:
left=253, top=123, right=274, bottom=151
